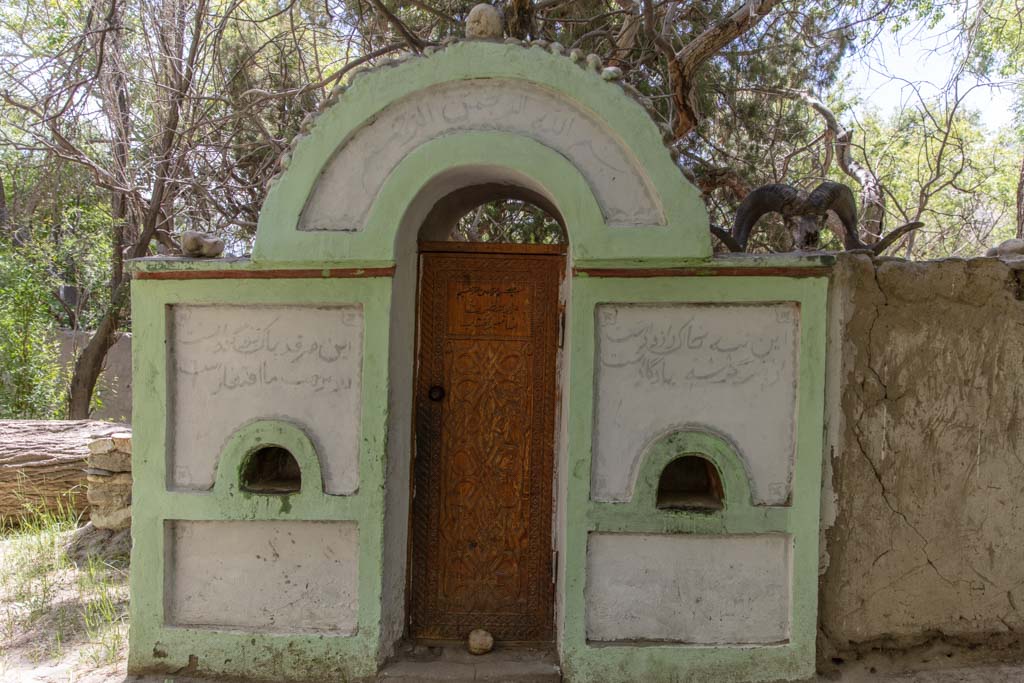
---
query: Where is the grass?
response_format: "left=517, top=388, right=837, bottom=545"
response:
left=0, top=490, right=129, bottom=679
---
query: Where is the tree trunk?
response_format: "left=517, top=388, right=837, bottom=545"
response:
left=0, top=173, right=7, bottom=231
left=67, top=284, right=127, bottom=418
left=835, top=129, right=885, bottom=243
left=1016, top=154, right=1024, bottom=240
left=668, top=0, right=779, bottom=138
left=0, top=420, right=127, bottom=524
left=67, top=0, right=132, bottom=417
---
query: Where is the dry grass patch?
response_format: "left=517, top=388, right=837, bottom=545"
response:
left=0, top=494, right=129, bottom=682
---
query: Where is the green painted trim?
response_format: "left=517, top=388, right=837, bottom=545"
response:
left=210, top=419, right=329, bottom=517
left=128, top=257, right=396, bottom=273
left=254, top=41, right=710, bottom=264
left=585, top=430, right=795, bottom=536
left=632, top=430, right=754, bottom=510
left=560, top=275, right=828, bottom=683
left=128, top=277, right=393, bottom=680
left=126, top=251, right=836, bottom=274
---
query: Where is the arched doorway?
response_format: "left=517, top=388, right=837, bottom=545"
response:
left=409, top=190, right=565, bottom=643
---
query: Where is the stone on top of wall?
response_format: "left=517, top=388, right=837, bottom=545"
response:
left=820, top=254, right=1024, bottom=662
left=87, top=431, right=132, bottom=531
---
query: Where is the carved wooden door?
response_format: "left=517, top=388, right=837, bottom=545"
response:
left=410, top=243, right=562, bottom=643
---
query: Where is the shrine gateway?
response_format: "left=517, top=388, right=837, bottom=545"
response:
left=127, top=28, right=827, bottom=683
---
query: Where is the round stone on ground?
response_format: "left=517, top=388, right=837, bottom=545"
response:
left=465, top=4, right=503, bottom=40
left=467, top=628, right=494, bottom=655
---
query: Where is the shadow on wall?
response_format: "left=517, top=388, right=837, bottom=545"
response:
left=58, top=330, right=132, bottom=423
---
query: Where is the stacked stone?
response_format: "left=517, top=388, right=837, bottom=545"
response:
left=86, top=432, right=132, bottom=530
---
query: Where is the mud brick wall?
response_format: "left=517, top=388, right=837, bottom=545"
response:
left=820, top=254, right=1024, bottom=656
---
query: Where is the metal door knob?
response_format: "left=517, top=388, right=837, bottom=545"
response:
left=428, top=385, right=446, bottom=401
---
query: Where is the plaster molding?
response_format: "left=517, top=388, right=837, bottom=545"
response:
left=254, top=41, right=710, bottom=264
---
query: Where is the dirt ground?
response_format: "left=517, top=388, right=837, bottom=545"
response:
left=9, top=647, right=1024, bottom=682
left=0, top=519, right=129, bottom=683
left=3, top=522, right=1024, bottom=683
left=823, top=643, right=1024, bottom=681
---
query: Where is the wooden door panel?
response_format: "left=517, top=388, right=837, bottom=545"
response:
left=411, top=251, right=560, bottom=642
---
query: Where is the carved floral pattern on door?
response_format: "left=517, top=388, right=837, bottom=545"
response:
left=411, top=250, right=560, bottom=642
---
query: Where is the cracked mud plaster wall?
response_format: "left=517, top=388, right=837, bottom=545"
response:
left=820, top=254, right=1024, bottom=654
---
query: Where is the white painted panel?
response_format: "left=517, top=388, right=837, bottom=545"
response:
left=300, top=79, right=663, bottom=230
left=170, top=305, right=362, bottom=494
left=592, top=303, right=798, bottom=505
left=166, top=520, right=359, bottom=634
left=586, top=533, right=791, bottom=644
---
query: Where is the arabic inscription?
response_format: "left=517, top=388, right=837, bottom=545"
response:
left=170, top=305, right=363, bottom=494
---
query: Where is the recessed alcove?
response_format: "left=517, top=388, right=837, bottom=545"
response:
left=240, top=446, right=301, bottom=494
left=655, top=455, right=724, bottom=511
left=418, top=183, right=567, bottom=244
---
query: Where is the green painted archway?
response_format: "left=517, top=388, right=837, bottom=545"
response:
left=253, top=40, right=711, bottom=265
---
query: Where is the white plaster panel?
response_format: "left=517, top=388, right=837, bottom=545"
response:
left=586, top=533, right=792, bottom=644
left=166, top=520, right=359, bottom=634
left=299, top=79, right=663, bottom=230
left=170, top=305, right=362, bottom=493
left=593, top=303, right=799, bottom=505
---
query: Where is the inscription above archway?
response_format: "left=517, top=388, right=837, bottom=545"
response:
left=299, top=79, right=665, bottom=232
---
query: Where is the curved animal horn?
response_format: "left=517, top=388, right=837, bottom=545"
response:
left=806, top=181, right=866, bottom=250
left=731, top=184, right=804, bottom=251
left=710, top=226, right=743, bottom=253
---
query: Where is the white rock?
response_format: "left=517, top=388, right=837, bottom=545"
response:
left=986, top=238, right=1024, bottom=259
left=180, top=230, right=225, bottom=258
left=88, top=437, right=116, bottom=455
left=91, top=505, right=132, bottom=531
left=601, top=66, right=623, bottom=81
left=467, top=628, right=494, bottom=655
left=465, top=4, right=503, bottom=40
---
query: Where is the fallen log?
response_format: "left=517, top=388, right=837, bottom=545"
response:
left=0, top=420, right=128, bottom=525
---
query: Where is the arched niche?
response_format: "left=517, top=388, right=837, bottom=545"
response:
left=253, top=41, right=710, bottom=265
left=213, top=420, right=325, bottom=501
left=418, top=184, right=566, bottom=244
left=632, top=429, right=755, bottom=512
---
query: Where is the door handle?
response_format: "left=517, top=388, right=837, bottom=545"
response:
left=428, top=385, right=446, bottom=402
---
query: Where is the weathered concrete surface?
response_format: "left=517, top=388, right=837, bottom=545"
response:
left=586, top=532, right=791, bottom=643
left=300, top=78, right=663, bottom=231
left=820, top=255, right=1024, bottom=658
left=592, top=302, right=799, bottom=505
left=166, top=520, right=359, bottom=634
left=169, top=304, right=363, bottom=493
left=378, top=646, right=560, bottom=682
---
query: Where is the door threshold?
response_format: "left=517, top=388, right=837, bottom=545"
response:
left=379, top=643, right=560, bottom=681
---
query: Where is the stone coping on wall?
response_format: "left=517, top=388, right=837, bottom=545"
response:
left=127, top=252, right=839, bottom=276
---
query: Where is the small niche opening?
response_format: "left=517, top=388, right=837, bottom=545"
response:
left=656, top=455, right=724, bottom=511
left=418, top=184, right=567, bottom=244
left=240, top=446, right=301, bottom=494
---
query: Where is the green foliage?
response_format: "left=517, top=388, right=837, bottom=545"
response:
left=452, top=199, right=565, bottom=244
left=0, top=241, right=64, bottom=419
left=857, top=107, right=1018, bottom=258
left=969, top=0, right=1024, bottom=78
